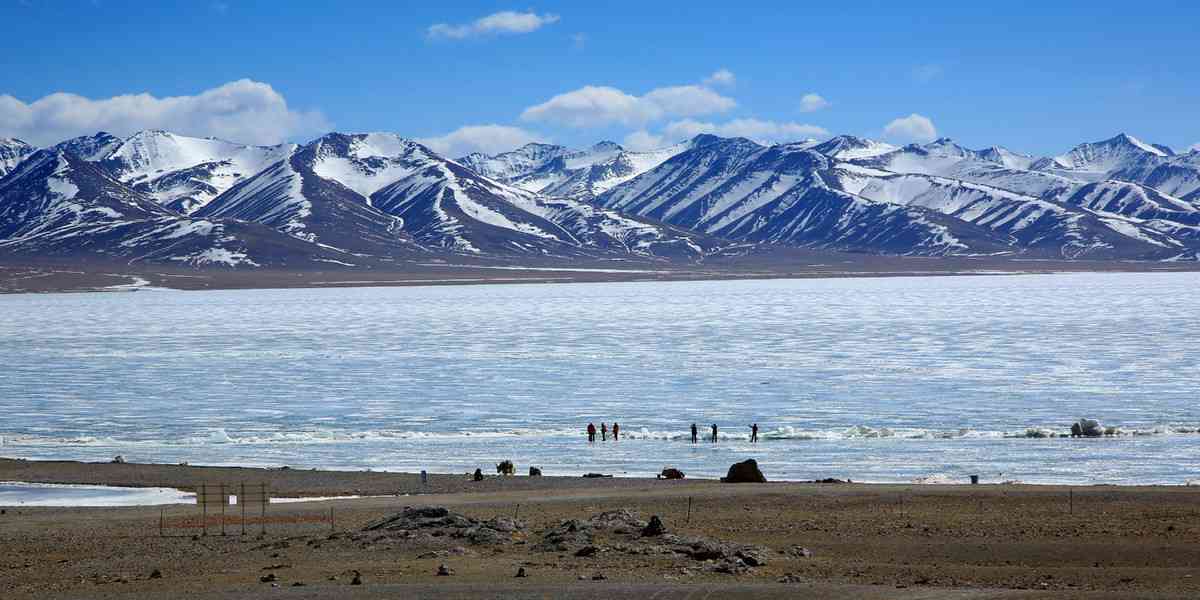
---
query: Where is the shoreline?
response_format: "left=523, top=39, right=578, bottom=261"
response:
left=4, top=254, right=1199, bottom=295
left=3, top=457, right=1200, bottom=598
left=2, top=458, right=1196, bottom=497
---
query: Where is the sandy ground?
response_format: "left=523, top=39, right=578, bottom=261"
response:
left=2, top=459, right=1199, bottom=599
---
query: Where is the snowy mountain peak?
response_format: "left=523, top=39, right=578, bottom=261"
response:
left=0, top=138, right=36, bottom=178
left=590, top=141, right=623, bottom=153
left=1040, top=133, right=1174, bottom=181
left=90, top=130, right=296, bottom=214
left=53, top=132, right=123, bottom=161
left=811, top=135, right=896, bottom=160
left=978, top=146, right=1035, bottom=170
left=1113, top=133, right=1171, bottom=157
left=457, top=142, right=574, bottom=183
left=922, top=138, right=977, bottom=157
left=312, top=132, right=433, bottom=161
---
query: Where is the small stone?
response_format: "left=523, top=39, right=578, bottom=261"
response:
left=350, top=573, right=363, bottom=585
left=515, top=567, right=527, bottom=578
left=260, top=573, right=277, bottom=583
left=291, top=582, right=306, bottom=587
left=148, top=569, right=162, bottom=579
left=437, top=564, right=453, bottom=576
left=575, top=545, right=599, bottom=557
left=591, top=572, right=608, bottom=581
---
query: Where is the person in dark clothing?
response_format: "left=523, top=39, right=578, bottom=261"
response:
left=601, top=422, right=608, bottom=441
left=612, top=422, right=620, bottom=441
left=691, top=423, right=698, bottom=444
left=750, top=423, right=759, bottom=443
left=587, top=422, right=596, bottom=443
left=711, top=423, right=718, bottom=443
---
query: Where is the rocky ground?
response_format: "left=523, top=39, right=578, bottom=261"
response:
left=1, top=459, right=1199, bottom=598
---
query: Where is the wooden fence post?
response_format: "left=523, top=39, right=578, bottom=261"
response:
left=201, top=483, right=207, bottom=537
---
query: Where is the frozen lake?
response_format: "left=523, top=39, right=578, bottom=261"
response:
left=1, top=272, right=1198, bottom=484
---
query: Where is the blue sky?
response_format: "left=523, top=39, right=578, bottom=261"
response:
left=2, top=1, right=1198, bottom=156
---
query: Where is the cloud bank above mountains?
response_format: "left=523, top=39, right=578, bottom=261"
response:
left=0, top=80, right=328, bottom=146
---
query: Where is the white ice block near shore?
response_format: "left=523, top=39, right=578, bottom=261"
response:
left=0, top=481, right=193, bottom=507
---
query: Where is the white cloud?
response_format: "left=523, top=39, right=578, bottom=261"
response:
left=883, top=113, right=938, bottom=143
left=798, top=93, right=830, bottom=113
left=418, top=124, right=546, bottom=157
left=1189, top=142, right=1200, bottom=152
left=663, top=119, right=828, bottom=145
left=642, top=86, right=737, bottom=117
left=623, top=130, right=666, bottom=152
left=703, top=68, right=736, bottom=87
left=0, top=79, right=329, bottom=147
left=911, top=64, right=944, bottom=83
left=428, top=10, right=559, bottom=40
left=520, top=84, right=735, bottom=128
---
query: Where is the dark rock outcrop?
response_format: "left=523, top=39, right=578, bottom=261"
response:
left=721, top=459, right=767, bottom=483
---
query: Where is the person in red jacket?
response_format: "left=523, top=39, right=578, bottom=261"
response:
left=587, top=422, right=596, bottom=443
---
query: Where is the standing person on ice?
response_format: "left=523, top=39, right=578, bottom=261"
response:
left=587, top=422, right=596, bottom=443
left=612, top=422, right=620, bottom=441
left=750, top=423, right=759, bottom=443
left=691, top=423, right=698, bottom=444
left=601, top=422, right=608, bottom=441
left=711, top=423, right=719, bottom=443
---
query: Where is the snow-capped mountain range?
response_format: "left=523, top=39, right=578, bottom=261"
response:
left=1, top=129, right=1198, bottom=268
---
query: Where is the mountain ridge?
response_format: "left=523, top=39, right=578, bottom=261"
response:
left=2, top=128, right=1199, bottom=268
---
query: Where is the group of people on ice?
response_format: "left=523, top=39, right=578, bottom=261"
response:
left=586, top=422, right=761, bottom=443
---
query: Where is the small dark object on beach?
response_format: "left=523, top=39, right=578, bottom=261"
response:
left=437, top=563, right=453, bottom=576
left=721, top=459, right=767, bottom=483
left=658, top=468, right=685, bottom=480
left=496, top=460, right=515, bottom=476
left=260, top=573, right=277, bottom=583
left=806, top=478, right=851, bottom=484
left=148, top=569, right=162, bottom=579
left=642, top=515, right=667, bottom=537
left=529, top=466, right=542, bottom=477
left=350, top=570, right=363, bottom=585
left=582, top=473, right=612, bottom=478
left=592, top=572, right=608, bottom=581
left=111, top=455, right=125, bottom=464
left=473, top=468, right=484, bottom=481
left=575, top=545, right=599, bottom=557
left=291, top=582, right=306, bottom=587
left=515, top=567, right=528, bottom=578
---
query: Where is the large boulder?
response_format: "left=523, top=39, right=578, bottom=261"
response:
left=721, top=459, right=767, bottom=483
left=1077, top=419, right=1104, bottom=437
